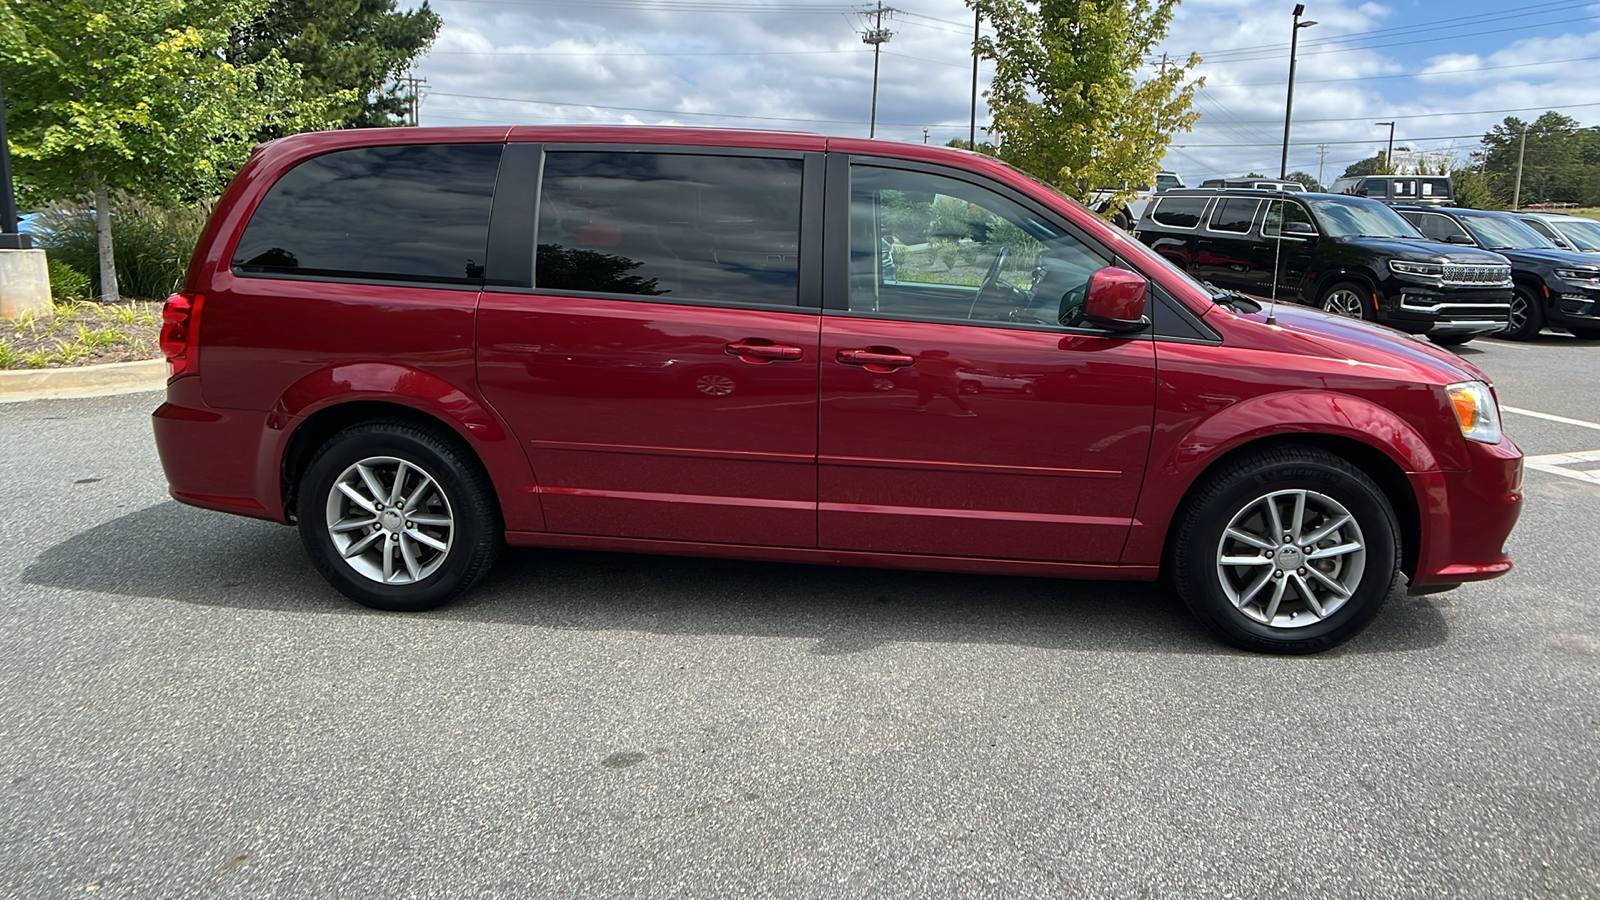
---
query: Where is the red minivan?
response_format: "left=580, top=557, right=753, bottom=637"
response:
left=152, top=127, right=1523, bottom=653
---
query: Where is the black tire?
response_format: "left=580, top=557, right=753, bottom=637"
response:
left=1319, top=280, right=1375, bottom=321
left=1168, top=446, right=1400, bottom=654
left=1570, top=326, right=1600, bottom=341
left=1500, top=284, right=1544, bottom=341
left=1113, top=208, right=1133, bottom=231
left=1428, top=333, right=1475, bottom=346
left=297, top=420, right=501, bottom=611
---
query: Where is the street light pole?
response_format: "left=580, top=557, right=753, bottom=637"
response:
left=1376, top=120, right=1395, bottom=171
left=970, top=6, right=980, bottom=149
left=1279, top=4, right=1317, bottom=179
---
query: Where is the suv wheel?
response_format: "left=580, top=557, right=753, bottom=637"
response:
left=297, top=421, right=501, bottom=611
left=1319, top=281, right=1374, bottom=320
left=1501, top=285, right=1544, bottom=341
left=1169, top=446, right=1400, bottom=654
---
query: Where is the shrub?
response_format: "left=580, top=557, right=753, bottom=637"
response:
left=33, top=198, right=208, bottom=300
left=47, top=258, right=93, bottom=303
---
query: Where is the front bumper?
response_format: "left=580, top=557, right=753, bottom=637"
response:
left=1409, top=435, right=1523, bottom=587
left=1380, top=286, right=1512, bottom=336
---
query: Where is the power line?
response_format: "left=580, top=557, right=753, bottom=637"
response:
left=1193, top=97, right=1600, bottom=126
left=1206, top=53, right=1600, bottom=87
left=1197, top=12, right=1600, bottom=64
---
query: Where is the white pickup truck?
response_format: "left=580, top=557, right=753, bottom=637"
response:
left=1089, top=171, right=1185, bottom=230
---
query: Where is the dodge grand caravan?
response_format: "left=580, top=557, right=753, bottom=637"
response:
left=153, top=127, right=1523, bottom=654
left=1135, top=189, right=1512, bottom=345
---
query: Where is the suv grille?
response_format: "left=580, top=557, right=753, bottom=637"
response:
left=1442, top=263, right=1511, bottom=286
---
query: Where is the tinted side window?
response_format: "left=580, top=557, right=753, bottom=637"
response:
left=1413, top=213, right=1469, bottom=243
left=1209, top=198, right=1260, bottom=234
left=1152, top=197, right=1209, bottom=228
left=234, top=144, right=502, bottom=284
left=535, top=152, right=802, bottom=305
left=1263, top=200, right=1316, bottom=236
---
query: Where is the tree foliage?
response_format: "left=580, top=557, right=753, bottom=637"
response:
left=1341, top=154, right=1393, bottom=178
left=972, top=0, right=1202, bottom=217
left=1480, top=112, right=1600, bottom=207
left=228, top=0, right=442, bottom=133
left=1284, top=171, right=1322, bottom=192
left=0, top=0, right=340, bottom=300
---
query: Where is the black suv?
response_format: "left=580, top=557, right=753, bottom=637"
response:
left=1134, top=190, right=1512, bottom=344
left=1395, top=205, right=1600, bottom=341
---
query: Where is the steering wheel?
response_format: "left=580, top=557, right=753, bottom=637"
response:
left=967, top=246, right=1010, bottom=319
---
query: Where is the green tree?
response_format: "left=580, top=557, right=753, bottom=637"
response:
left=973, top=0, right=1202, bottom=218
left=1285, top=171, right=1322, bottom=192
left=228, top=0, right=442, bottom=133
left=1342, top=154, right=1393, bottom=178
left=0, top=0, right=337, bottom=302
left=1481, top=113, right=1597, bottom=207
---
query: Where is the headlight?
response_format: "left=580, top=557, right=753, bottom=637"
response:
left=1446, top=381, right=1503, bottom=444
left=1390, top=260, right=1444, bottom=277
left=1554, top=267, right=1600, bottom=284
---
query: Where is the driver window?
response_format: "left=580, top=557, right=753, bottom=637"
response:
left=849, top=165, right=1107, bottom=327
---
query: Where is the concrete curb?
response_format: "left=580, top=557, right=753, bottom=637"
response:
left=0, top=359, right=166, bottom=404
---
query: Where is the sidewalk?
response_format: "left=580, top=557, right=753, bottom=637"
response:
left=0, top=359, right=166, bottom=403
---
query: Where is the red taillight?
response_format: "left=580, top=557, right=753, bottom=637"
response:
left=160, top=291, right=204, bottom=381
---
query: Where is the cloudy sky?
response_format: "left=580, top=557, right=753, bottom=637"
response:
left=412, top=0, right=1600, bottom=187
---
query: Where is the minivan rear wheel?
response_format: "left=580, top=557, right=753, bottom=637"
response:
left=1319, top=281, right=1374, bottom=321
left=297, top=421, right=501, bottom=611
left=1169, top=447, right=1400, bottom=654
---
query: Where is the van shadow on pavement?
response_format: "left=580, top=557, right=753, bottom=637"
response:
left=21, top=501, right=1449, bottom=657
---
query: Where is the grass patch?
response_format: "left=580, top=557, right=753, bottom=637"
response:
left=1, top=300, right=162, bottom=370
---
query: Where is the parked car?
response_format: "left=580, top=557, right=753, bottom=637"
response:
left=1134, top=189, right=1512, bottom=344
left=1328, top=174, right=1454, bottom=206
left=1395, top=206, right=1600, bottom=341
left=152, top=128, right=1523, bottom=654
left=1200, top=178, right=1306, bottom=192
left=1513, top=212, right=1600, bottom=254
left=1090, top=170, right=1185, bottom=230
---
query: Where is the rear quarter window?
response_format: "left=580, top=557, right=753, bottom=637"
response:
left=1151, top=197, right=1209, bottom=228
left=232, top=143, right=503, bottom=285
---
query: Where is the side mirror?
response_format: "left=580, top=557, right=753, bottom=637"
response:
left=1282, top=221, right=1316, bottom=236
left=1083, top=266, right=1149, bottom=332
left=1445, top=234, right=1475, bottom=245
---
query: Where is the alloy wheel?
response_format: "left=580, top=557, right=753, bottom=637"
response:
left=1215, top=488, right=1367, bottom=628
left=323, top=455, right=455, bottom=585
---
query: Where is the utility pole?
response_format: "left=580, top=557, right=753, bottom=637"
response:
left=1158, top=52, right=1168, bottom=77
left=860, top=2, right=895, bottom=139
left=969, top=5, right=979, bottom=149
left=1317, top=143, right=1329, bottom=187
left=398, top=72, right=428, bottom=126
left=1513, top=125, right=1528, bottom=210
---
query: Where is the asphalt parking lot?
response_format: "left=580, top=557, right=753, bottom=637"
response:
left=2, top=333, right=1598, bottom=898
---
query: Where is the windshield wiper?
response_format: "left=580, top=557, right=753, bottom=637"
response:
left=1208, top=287, right=1263, bottom=313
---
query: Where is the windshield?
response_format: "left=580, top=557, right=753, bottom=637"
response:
left=1554, top=218, right=1600, bottom=251
left=1304, top=196, right=1424, bottom=239
left=1461, top=214, right=1557, bottom=250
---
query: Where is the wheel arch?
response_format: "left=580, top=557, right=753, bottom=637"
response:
left=269, top=363, right=543, bottom=531
left=1158, top=433, right=1421, bottom=582
left=1312, top=269, right=1379, bottom=307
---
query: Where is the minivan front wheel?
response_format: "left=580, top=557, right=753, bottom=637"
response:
left=1319, top=281, right=1374, bottom=321
left=1169, top=447, right=1400, bottom=654
left=298, top=421, right=501, bottom=611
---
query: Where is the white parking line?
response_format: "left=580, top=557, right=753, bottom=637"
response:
left=1501, top=407, right=1600, bottom=432
left=1524, top=449, right=1600, bottom=486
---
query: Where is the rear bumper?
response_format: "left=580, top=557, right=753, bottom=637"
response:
left=1409, top=436, right=1523, bottom=587
left=152, top=377, right=286, bottom=523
